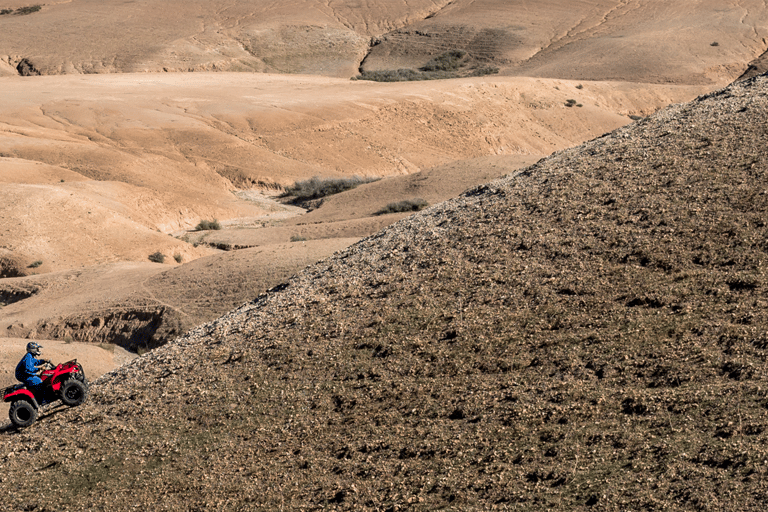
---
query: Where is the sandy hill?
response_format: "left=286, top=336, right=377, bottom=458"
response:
left=3, top=0, right=766, bottom=357
left=0, top=72, right=707, bottom=350
left=2, top=72, right=767, bottom=510
left=2, top=0, right=767, bottom=85
left=0, top=73, right=703, bottom=274
left=0, top=0, right=442, bottom=77
left=362, top=0, right=768, bottom=85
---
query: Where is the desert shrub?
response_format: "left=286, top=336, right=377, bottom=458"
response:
left=421, top=50, right=467, bottom=72
left=282, top=176, right=379, bottom=201
left=565, top=99, right=578, bottom=107
left=469, top=66, right=500, bottom=77
left=3, top=5, right=42, bottom=15
left=148, top=252, right=165, bottom=263
left=28, top=260, right=43, bottom=268
left=629, top=114, right=644, bottom=121
left=173, top=254, right=183, bottom=263
left=196, top=219, right=221, bottom=231
left=16, top=5, right=41, bottom=14
left=375, top=198, right=429, bottom=215
left=355, top=69, right=423, bottom=82
left=290, top=235, right=308, bottom=242
left=355, top=49, right=498, bottom=83
left=356, top=63, right=498, bottom=82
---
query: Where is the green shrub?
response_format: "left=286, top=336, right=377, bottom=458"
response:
left=355, top=50, right=498, bottom=82
left=196, top=219, right=221, bottom=231
left=28, top=260, right=43, bottom=268
left=375, top=198, right=429, bottom=215
left=148, top=252, right=165, bottom=263
left=354, top=69, right=422, bottom=82
left=16, top=5, right=42, bottom=15
left=282, top=176, right=379, bottom=201
left=420, top=50, right=467, bottom=72
left=565, top=99, right=578, bottom=107
left=2, top=5, right=42, bottom=15
left=290, top=235, right=308, bottom=242
left=469, top=66, right=500, bottom=77
left=356, top=65, right=498, bottom=82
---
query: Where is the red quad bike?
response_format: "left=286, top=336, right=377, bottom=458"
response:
left=3, top=360, right=88, bottom=428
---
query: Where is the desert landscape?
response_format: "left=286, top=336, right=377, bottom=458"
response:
left=1, top=0, right=768, bottom=509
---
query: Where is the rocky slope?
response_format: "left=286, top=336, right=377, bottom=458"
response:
left=1, top=74, right=768, bottom=510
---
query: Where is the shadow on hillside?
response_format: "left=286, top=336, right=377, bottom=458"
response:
left=0, top=404, right=68, bottom=435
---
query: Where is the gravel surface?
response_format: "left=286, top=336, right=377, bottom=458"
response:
left=1, top=74, right=768, bottom=511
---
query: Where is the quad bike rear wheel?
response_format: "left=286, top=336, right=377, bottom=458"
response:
left=9, top=400, right=37, bottom=428
left=60, top=379, right=88, bottom=406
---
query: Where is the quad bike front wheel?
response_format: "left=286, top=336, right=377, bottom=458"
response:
left=60, top=379, right=88, bottom=407
left=9, top=400, right=37, bottom=428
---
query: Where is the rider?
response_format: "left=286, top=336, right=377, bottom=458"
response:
left=15, top=342, right=50, bottom=402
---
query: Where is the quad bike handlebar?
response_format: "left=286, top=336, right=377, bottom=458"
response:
left=37, top=360, right=55, bottom=375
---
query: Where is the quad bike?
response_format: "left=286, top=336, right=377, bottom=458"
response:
left=3, top=359, right=88, bottom=428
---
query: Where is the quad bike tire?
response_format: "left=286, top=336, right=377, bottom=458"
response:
left=60, top=379, right=88, bottom=407
left=9, top=400, right=37, bottom=428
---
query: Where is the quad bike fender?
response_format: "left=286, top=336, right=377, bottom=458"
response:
left=43, top=360, right=85, bottom=392
left=4, top=389, right=39, bottom=409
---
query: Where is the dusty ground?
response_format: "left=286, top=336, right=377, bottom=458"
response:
left=1, top=3, right=768, bottom=508
left=0, top=238, right=358, bottom=350
left=1, top=73, right=767, bottom=511
left=0, top=73, right=708, bottom=349
left=2, top=0, right=766, bottom=84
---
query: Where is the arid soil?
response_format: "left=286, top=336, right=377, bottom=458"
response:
left=0, top=238, right=358, bottom=351
left=2, top=2, right=768, bottom=510
left=3, top=1, right=765, bottom=353
left=1, top=73, right=767, bottom=511
left=2, top=0, right=766, bottom=84
left=0, top=73, right=706, bottom=349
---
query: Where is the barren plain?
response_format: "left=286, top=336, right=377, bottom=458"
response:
left=1, top=0, right=768, bottom=510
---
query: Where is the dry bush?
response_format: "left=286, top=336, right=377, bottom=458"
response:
left=282, top=176, right=379, bottom=201
left=356, top=50, right=498, bottom=82
left=420, top=50, right=468, bottom=72
left=375, top=198, right=428, bottom=215
left=148, top=252, right=165, bottom=263
left=195, top=219, right=221, bottom=231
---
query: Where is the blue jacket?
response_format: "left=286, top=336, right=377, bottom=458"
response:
left=15, top=353, right=44, bottom=383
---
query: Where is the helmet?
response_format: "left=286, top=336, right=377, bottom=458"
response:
left=26, top=342, right=42, bottom=356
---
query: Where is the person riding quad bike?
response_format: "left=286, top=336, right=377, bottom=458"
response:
left=4, top=342, right=88, bottom=428
left=14, top=342, right=51, bottom=401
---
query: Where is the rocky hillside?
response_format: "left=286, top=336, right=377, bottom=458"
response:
left=2, top=74, right=768, bottom=510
